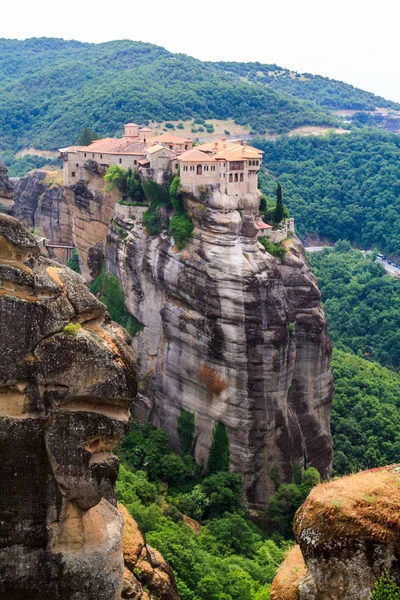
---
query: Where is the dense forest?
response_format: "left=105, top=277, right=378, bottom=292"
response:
left=256, top=130, right=400, bottom=256
left=307, top=244, right=400, bottom=369
left=307, top=244, right=400, bottom=476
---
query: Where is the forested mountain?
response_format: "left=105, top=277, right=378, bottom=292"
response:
left=1, top=37, right=398, bottom=153
left=214, top=61, right=400, bottom=111
left=256, top=130, right=400, bottom=256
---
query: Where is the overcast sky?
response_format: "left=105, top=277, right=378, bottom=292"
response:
left=2, top=0, right=400, bottom=103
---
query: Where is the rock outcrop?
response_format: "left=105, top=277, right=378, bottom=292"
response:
left=13, top=170, right=72, bottom=244
left=0, top=161, right=14, bottom=212
left=106, top=187, right=334, bottom=508
left=12, top=164, right=119, bottom=278
left=0, top=213, right=140, bottom=599
left=119, top=504, right=179, bottom=600
left=271, top=465, right=400, bottom=599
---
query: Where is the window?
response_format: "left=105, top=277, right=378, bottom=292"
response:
left=176, top=164, right=178, bottom=169
left=234, top=173, right=238, bottom=182
left=71, top=171, right=76, bottom=177
left=197, top=165, right=202, bottom=175
left=100, top=154, right=102, bottom=159
left=84, top=152, right=87, bottom=157
left=185, top=145, right=188, bottom=150
left=229, top=173, right=233, bottom=182
left=76, top=163, right=79, bottom=167
left=240, top=173, right=244, bottom=182
left=134, top=160, right=137, bottom=165
left=256, top=161, right=259, bottom=166
left=211, top=166, right=215, bottom=171
left=92, top=154, right=95, bottom=158
left=119, top=158, right=122, bottom=164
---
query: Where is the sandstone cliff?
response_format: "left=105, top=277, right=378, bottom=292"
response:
left=106, top=187, right=334, bottom=508
left=0, top=214, right=178, bottom=600
left=270, top=465, right=400, bottom=599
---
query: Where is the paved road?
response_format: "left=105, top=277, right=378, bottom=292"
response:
left=304, top=247, right=400, bottom=278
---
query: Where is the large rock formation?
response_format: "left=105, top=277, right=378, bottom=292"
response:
left=0, top=214, right=177, bottom=599
left=12, top=163, right=119, bottom=278
left=106, top=187, right=334, bottom=508
left=270, top=465, right=400, bottom=599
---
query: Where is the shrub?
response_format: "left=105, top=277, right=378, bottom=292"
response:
left=66, top=249, right=81, bottom=274
left=168, top=212, right=194, bottom=249
left=63, top=323, right=81, bottom=336
left=372, top=570, right=400, bottom=599
left=177, top=123, right=184, bottom=129
left=165, top=122, right=175, bottom=129
left=259, top=238, right=286, bottom=262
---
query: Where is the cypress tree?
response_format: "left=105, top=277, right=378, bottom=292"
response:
left=77, top=127, right=99, bottom=146
left=274, top=182, right=284, bottom=224
left=207, top=421, right=230, bottom=475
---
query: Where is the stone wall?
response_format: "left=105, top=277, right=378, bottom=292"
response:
left=258, top=218, right=295, bottom=243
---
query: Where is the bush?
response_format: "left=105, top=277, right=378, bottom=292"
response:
left=66, top=249, right=81, bottom=274
left=168, top=212, right=194, bottom=249
left=63, top=323, right=81, bottom=336
left=372, top=570, right=400, bottom=599
left=259, top=238, right=286, bottom=262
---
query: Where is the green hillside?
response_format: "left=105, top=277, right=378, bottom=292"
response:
left=255, top=130, right=400, bottom=256
left=213, top=61, right=400, bottom=111
left=0, top=37, right=339, bottom=152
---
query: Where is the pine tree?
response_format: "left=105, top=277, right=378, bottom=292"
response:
left=274, top=183, right=284, bottom=224
left=207, top=421, right=230, bottom=475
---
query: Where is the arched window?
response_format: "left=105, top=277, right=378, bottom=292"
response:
left=229, top=173, right=233, bottom=182
left=197, top=164, right=202, bottom=175
left=234, top=173, right=238, bottom=182
left=240, top=173, right=244, bottom=182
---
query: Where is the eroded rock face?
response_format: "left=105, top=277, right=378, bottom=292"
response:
left=0, top=214, right=137, bottom=599
left=13, top=170, right=72, bottom=244
left=0, top=161, right=14, bottom=212
left=106, top=187, right=334, bottom=508
left=271, top=465, right=400, bottom=600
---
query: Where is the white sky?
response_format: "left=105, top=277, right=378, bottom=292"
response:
left=2, top=0, right=400, bottom=103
